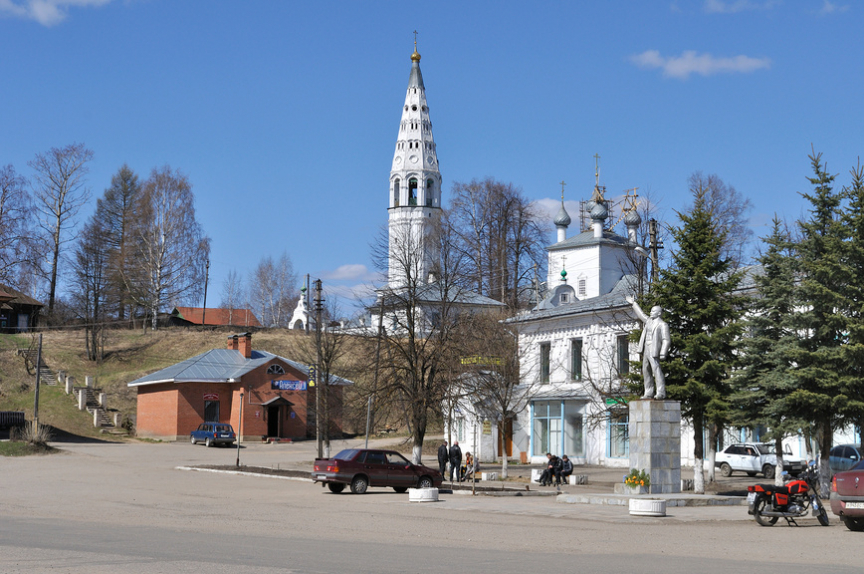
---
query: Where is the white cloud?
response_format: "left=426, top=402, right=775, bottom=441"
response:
left=321, top=264, right=374, bottom=282
left=819, top=0, right=849, bottom=15
left=532, top=198, right=583, bottom=225
left=0, top=0, right=111, bottom=27
left=703, top=0, right=780, bottom=14
left=631, top=50, right=771, bottom=79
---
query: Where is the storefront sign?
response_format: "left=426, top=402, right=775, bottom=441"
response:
left=482, top=420, right=492, bottom=435
left=271, top=379, right=307, bottom=391
left=203, top=393, right=219, bottom=401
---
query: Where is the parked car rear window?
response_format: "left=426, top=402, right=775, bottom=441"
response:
left=333, top=449, right=359, bottom=461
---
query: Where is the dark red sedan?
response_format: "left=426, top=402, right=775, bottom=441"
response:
left=312, top=448, right=443, bottom=494
left=830, top=459, right=864, bottom=531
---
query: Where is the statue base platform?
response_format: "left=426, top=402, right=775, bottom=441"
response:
left=629, top=399, right=681, bottom=494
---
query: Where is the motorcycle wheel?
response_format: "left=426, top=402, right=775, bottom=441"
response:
left=813, top=495, right=829, bottom=526
left=753, top=496, right=778, bottom=526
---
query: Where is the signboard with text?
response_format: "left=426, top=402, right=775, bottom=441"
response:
left=203, top=393, right=219, bottom=401
left=271, top=379, right=307, bottom=391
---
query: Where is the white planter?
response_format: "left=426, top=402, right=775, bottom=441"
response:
left=481, top=472, right=498, bottom=481
left=408, top=488, right=439, bottom=502
left=531, top=469, right=543, bottom=483
left=629, top=498, right=666, bottom=517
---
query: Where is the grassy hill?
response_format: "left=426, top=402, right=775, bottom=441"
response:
left=0, top=327, right=317, bottom=440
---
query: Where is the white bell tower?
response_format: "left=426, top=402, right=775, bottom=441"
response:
left=388, top=39, right=442, bottom=288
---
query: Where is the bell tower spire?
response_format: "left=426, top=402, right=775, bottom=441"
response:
left=388, top=37, right=442, bottom=288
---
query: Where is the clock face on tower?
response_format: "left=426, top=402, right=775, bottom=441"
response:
left=395, top=156, right=403, bottom=164
left=409, top=155, right=418, bottom=164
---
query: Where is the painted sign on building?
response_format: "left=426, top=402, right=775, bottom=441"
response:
left=271, top=379, right=307, bottom=391
left=203, top=393, right=219, bottom=401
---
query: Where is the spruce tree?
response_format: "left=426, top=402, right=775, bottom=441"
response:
left=648, top=188, right=744, bottom=493
left=837, top=161, right=864, bottom=445
left=730, top=217, right=802, bottom=484
left=788, top=149, right=845, bottom=493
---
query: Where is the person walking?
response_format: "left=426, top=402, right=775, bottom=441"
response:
left=449, top=441, right=462, bottom=482
left=437, top=441, right=449, bottom=478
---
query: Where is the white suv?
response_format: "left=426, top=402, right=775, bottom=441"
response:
left=715, top=442, right=805, bottom=479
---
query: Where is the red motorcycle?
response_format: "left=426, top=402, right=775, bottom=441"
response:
left=747, top=463, right=829, bottom=527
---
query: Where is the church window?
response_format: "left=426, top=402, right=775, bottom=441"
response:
left=540, top=342, right=551, bottom=383
left=616, top=334, right=630, bottom=376
left=426, top=179, right=434, bottom=207
left=409, top=178, right=418, bottom=206
left=393, top=179, right=400, bottom=207
left=422, top=105, right=427, bottom=112
left=570, top=339, right=582, bottom=381
left=412, top=105, right=417, bottom=111
left=578, top=279, right=586, bottom=296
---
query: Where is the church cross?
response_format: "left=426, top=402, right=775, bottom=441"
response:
left=560, top=180, right=566, bottom=201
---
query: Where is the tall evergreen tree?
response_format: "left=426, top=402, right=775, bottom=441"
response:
left=788, top=149, right=846, bottom=494
left=837, top=161, right=864, bottom=446
left=97, top=165, right=140, bottom=321
left=648, top=188, right=744, bottom=493
left=730, top=217, right=802, bottom=485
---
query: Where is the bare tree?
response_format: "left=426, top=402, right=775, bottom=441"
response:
left=220, top=269, right=246, bottom=326
left=124, top=166, right=210, bottom=330
left=29, top=143, right=94, bottom=312
left=371, top=218, right=475, bottom=463
left=71, top=215, right=110, bottom=361
left=449, top=178, right=548, bottom=310
left=250, top=252, right=297, bottom=327
left=0, top=164, right=37, bottom=285
left=686, top=172, right=753, bottom=268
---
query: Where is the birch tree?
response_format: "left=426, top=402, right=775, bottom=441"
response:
left=29, top=143, right=93, bottom=312
left=125, top=166, right=210, bottom=330
left=0, top=164, right=36, bottom=285
left=250, top=252, right=297, bottom=327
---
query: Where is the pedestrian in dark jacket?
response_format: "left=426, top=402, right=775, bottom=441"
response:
left=437, top=441, right=449, bottom=478
left=558, top=455, right=573, bottom=485
left=449, top=441, right=462, bottom=482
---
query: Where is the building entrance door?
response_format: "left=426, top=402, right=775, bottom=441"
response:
left=267, top=405, right=280, bottom=437
left=204, top=401, right=220, bottom=422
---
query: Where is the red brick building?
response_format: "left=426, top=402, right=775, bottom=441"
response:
left=128, top=333, right=350, bottom=441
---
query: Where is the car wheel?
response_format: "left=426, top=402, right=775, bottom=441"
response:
left=719, top=463, right=732, bottom=477
left=762, top=464, right=775, bottom=479
left=327, top=483, right=345, bottom=494
left=205, top=437, right=212, bottom=448
left=350, top=475, right=368, bottom=494
left=393, top=486, right=408, bottom=493
left=752, top=495, right=778, bottom=526
left=843, top=517, right=864, bottom=531
left=418, top=476, right=434, bottom=489
left=190, top=436, right=196, bottom=445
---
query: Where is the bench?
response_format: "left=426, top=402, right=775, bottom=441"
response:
left=0, top=411, right=25, bottom=429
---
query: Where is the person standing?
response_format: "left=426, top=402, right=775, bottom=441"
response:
left=437, top=441, right=449, bottom=478
left=449, top=441, right=462, bottom=482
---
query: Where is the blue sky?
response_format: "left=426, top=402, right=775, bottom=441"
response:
left=1, top=0, right=861, bottom=312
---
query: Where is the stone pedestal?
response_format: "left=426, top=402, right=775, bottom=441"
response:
left=629, top=399, right=681, bottom=494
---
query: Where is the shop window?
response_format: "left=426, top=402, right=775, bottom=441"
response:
left=540, top=342, right=551, bottom=383
left=608, top=409, right=629, bottom=458
left=532, top=400, right=562, bottom=456
left=570, top=339, right=582, bottom=381
left=565, top=402, right=584, bottom=457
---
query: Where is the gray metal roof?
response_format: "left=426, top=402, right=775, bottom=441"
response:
left=548, top=230, right=631, bottom=251
left=127, top=349, right=353, bottom=387
left=408, top=60, right=425, bottom=89
left=506, top=275, right=637, bottom=324
left=381, top=282, right=506, bottom=308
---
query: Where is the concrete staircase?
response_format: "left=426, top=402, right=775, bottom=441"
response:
left=72, top=382, right=113, bottom=428
left=17, top=348, right=55, bottom=385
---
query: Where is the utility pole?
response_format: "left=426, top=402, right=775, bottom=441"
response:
left=236, top=390, right=244, bottom=468
left=313, top=279, right=324, bottom=459
left=33, top=333, right=43, bottom=430
left=366, top=296, right=386, bottom=449
left=201, top=259, right=210, bottom=327
left=648, top=219, right=662, bottom=285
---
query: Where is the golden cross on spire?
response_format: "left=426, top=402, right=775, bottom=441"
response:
left=413, top=30, right=418, bottom=49
left=560, top=180, right=566, bottom=201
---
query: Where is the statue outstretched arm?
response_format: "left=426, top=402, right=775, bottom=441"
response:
left=625, top=295, right=649, bottom=323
